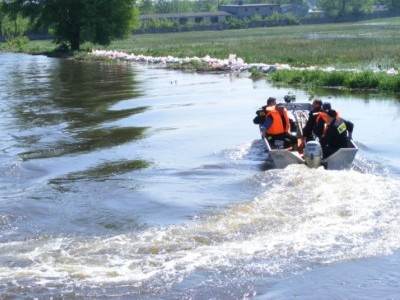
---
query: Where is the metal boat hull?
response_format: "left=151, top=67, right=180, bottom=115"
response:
left=264, top=137, right=358, bottom=170
left=323, top=140, right=358, bottom=170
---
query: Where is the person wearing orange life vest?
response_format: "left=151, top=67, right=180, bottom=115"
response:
left=302, top=102, right=340, bottom=143
left=254, top=97, right=276, bottom=132
left=320, top=109, right=354, bottom=158
left=314, top=103, right=343, bottom=138
left=264, top=103, right=297, bottom=149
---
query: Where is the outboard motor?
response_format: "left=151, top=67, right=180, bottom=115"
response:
left=284, top=94, right=296, bottom=103
left=304, top=141, right=322, bottom=168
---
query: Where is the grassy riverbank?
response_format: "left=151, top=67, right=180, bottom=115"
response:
left=2, top=17, right=400, bottom=68
left=3, top=17, right=400, bottom=92
left=0, top=39, right=54, bottom=54
left=106, top=17, right=400, bottom=69
left=269, top=70, right=400, bottom=93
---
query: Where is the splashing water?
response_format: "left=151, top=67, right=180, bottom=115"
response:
left=1, top=165, right=399, bottom=294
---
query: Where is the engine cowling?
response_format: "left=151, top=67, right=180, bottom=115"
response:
left=304, top=141, right=322, bottom=168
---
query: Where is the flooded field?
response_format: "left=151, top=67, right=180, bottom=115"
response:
left=0, top=53, right=400, bottom=299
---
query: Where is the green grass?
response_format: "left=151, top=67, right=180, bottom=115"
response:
left=101, top=17, right=400, bottom=69
left=269, top=69, right=400, bottom=93
left=0, top=39, right=55, bottom=54
left=3, top=17, right=400, bottom=68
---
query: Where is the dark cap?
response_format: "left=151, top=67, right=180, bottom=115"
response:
left=327, top=109, right=337, bottom=118
left=322, top=102, right=332, bottom=111
left=276, top=103, right=285, bottom=110
left=267, top=97, right=276, bottom=106
left=313, top=99, right=322, bottom=106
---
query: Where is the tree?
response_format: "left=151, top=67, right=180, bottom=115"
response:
left=382, top=0, right=400, bottom=12
left=1, top=13, right=29, bottom=40
left=317, top=0, right=374, bottom=17
left=0, top=1, right=5, bottom=31
left=138, top=0, right=154, bottom=14
left=3, top=0, right=136, bottom=51
left=270, top=0, right=307, bottom=4
left=130, top=7, right=140, bottom=31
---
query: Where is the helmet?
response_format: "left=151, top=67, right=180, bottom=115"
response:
left=322, top=102, right=332, bottom=111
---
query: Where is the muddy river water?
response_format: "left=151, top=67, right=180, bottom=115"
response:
left=0, top=53, right=400, bottom=299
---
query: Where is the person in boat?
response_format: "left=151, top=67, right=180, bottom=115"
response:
left=253, top=97, right=297, bottom=149
left=264, top=103, right=297, bottom=149
left=253, top=97, right=276, bottom=126
left=301, top=101, right=340, bottom=145
left=320, top=109, right=354, bottom=158
left=302, top=99, right=324, bottom=142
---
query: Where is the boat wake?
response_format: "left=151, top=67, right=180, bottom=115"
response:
left=1, top=164, right=400, bottom=296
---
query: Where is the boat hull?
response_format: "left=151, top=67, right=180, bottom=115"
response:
left=263, top=138, right=358, bottom=170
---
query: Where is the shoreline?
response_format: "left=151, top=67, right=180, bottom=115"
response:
left=90, top=49, right=400, bottom=94
left=2, top=48, right=399, bottom=94
left=90, top=49, right=399, bottom=76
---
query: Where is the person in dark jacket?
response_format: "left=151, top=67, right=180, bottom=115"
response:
left=302, top=99, right=324, bottom=141
left=321, top=109, right=354, bottom=158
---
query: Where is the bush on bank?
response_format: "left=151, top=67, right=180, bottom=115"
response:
left=138, top=13, right=300, bottom=33
left=268, top=69, right=400, bottom=93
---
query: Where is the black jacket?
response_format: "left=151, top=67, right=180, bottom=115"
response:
left=323, top=118, right=353, bottom=149
left=303, top=109, right=325, bottom=139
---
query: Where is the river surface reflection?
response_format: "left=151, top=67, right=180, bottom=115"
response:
left=0, top=53, right=399, bottom=298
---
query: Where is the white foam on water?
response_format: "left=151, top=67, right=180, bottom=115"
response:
left=222, top=142, right=253, bottom=161
left=91, top=50, right=400, bottom=75
left=221, top=140, right=265, bottom=162
left=1, top=165, right=400, bottom=290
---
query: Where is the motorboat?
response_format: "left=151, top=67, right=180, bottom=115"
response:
left=259, top=101, right=358, bottom=170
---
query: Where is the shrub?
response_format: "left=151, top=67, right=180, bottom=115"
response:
left=266, top=13, right=299, bottom=25
left=269, top=69, right=400, bottom=93
left=3, top=35, right=29, bottom=51
left=223, top=17, right=249, bottom=29
left=344, top=72, right=379, bottom=89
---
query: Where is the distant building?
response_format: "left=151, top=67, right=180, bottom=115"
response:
left=140, top=11, right=232, bottom=25
left=140, top=3, right=284, bottom=30
left=218, top=4, right=281, bottom=18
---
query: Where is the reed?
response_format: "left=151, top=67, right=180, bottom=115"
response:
left=269, top=69, right=400, bottom=93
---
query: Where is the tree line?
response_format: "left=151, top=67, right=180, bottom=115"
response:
left=137, top=0, right=400, bottom=16
left=1, top=0, right=138, bottom=51
left=1, top=0, right=399, bottom=52
left=318, top=0, right=400, bottom=17
left=138, top=0, right=307, bottom=14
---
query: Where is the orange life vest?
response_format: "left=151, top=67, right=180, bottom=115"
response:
left=315, top=111, right=341, bottom=124
left=265, top=106, right=290, bottom=135
left=315, top=111, right=329, bottom=124
left=315, top=111, right=341, bottom=137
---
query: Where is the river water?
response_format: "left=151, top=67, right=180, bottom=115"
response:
left=0, top=53, right=400, bottom=299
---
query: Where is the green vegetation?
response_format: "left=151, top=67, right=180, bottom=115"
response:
left=139, top=0, right=218, bottom=14
left=269, top=69, right=400, bottom=93
left=137, top=0, right=307, bottom=14
left=103, top=17, right=400, bottom=69
left=317, top=0, right=374, bottom=17
left=3, top=16, right=400, bottom=68
left=139, top=13, right=299, bottom=32
left=0, top=9, right=30, bottom=51
left=2, top=0, right=137, bottom=51
left=376, top=0, right=400, bottom=12
left=2, top=10, right=400, bottom=92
